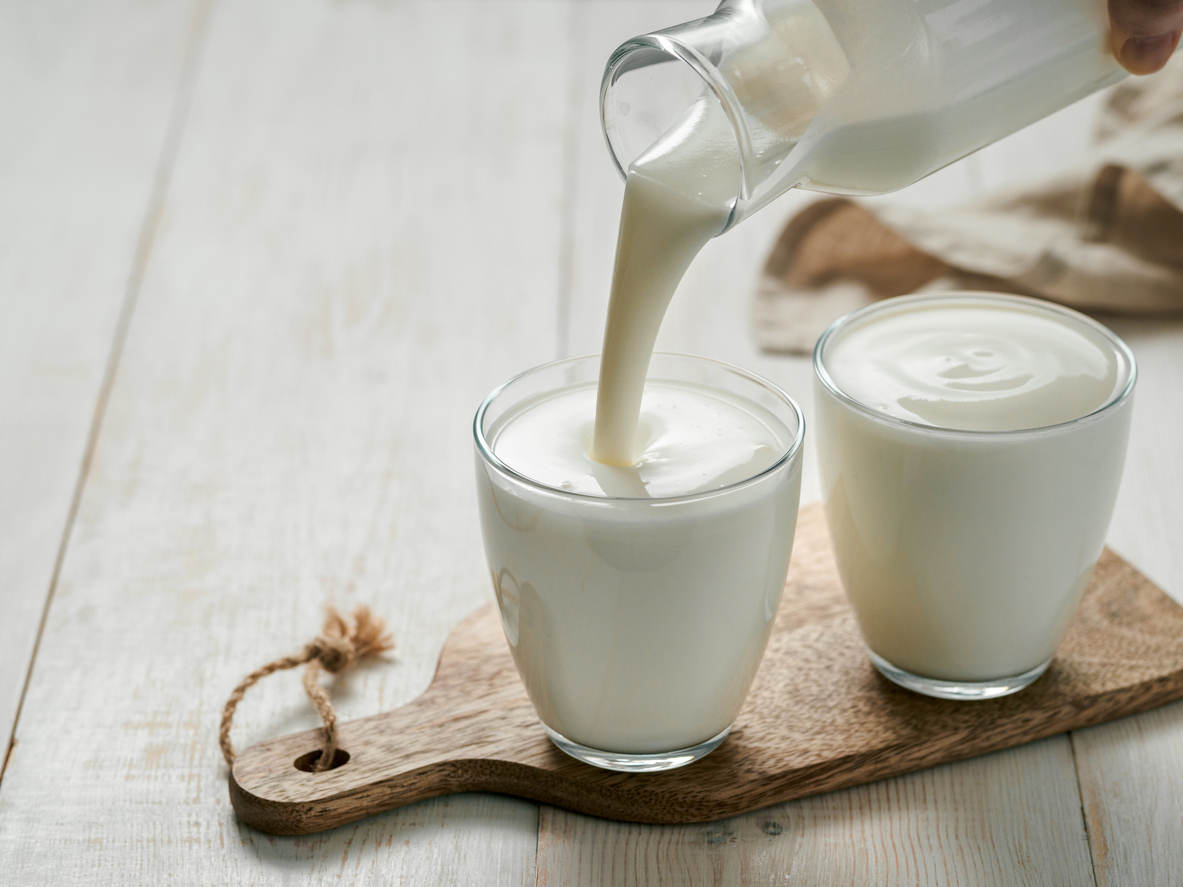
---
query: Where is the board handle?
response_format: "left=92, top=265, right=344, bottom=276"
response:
left=228, top=671, right=547, bottom=834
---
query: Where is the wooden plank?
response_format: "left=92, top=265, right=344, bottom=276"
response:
left=1071, top=321, right=1183, bottom=886
left=1073, top=702, right=1183, bottom=887
left=227, top=507, right=1183, bottom=836
left=0, top=0, right=200, bottom=765
left=1105, top=322, right=1183, bottom=607
left=537, top=738, right=1094, bottom=886
left=555, top=2, right=1103, bottom=882
left=0, top=0, right=573, bottom=882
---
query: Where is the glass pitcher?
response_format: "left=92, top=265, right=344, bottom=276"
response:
left=601, top=0, right=1126, bottom=232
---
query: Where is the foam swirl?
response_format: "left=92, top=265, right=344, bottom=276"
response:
left=824, top=301, right=1122, bottom=432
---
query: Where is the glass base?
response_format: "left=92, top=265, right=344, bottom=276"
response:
left=868, top=649, right=1051, bottom=700
left=544, top=725, right=731, bottom=772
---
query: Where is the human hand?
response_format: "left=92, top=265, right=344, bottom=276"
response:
left=1110, top=0, right=1183, bottom=74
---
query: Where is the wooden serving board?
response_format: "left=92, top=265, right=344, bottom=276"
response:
left=229, top=505, right=1183, bottom=835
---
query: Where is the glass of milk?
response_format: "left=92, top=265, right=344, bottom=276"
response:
left=814, top=293, right=1136, bottom=700
left=474, top=353, right=804, bottom=771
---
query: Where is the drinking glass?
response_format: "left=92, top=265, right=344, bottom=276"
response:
left=813, top=293, right=1136, bottom=699
left=474, top=353, right=804, bottom=770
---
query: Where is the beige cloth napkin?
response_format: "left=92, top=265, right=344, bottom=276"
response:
left=755, top=54, right=1183, bottom=354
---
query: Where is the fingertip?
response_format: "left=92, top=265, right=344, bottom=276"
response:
left=1118, top=29, right=1182, bottom=74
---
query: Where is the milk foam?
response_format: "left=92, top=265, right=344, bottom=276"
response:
left=494, top=382, right=787, bottom=499
left=824, top=300, right=1125, bottom=432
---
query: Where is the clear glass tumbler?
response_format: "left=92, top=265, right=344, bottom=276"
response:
left=473, top=353, right=804, bottom=771
left=813, top=293, right=1136, bottom=700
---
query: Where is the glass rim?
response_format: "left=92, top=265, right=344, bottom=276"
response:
left=812, top=292, right=1138, bottom=438
left=473, top=352, right=806, bottom=503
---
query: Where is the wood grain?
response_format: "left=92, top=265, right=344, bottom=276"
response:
left=535, top=738, right=1095, bottom=887
left=1073, top=703, right=1183, bottom=887
left=230, top=504, right=1183, bottom=835
left=0, top=0, right=200, bottom=765
left=1072, top=319, right=1183, bottom=887
left=0, top=1, right=573, bottom=883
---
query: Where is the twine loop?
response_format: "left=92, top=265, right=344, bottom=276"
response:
left=219, top=605, right=393, bottom=773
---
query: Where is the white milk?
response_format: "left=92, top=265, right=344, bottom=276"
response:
left=824, top=301, right=1121, bottom=431
left=815, top=295, right=1135, bottom=684
left=780, top=0, right=1122, bottom=197
left=590, top=96, right=739, bottom=466
left=497, top=381, right=786, bottom=498
left=478, top=369, right=802, bottom=754
left=592, top=0, right=847, bottom=466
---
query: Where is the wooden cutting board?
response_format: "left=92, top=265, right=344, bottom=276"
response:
left=229, top=504, right=1183, bottom=835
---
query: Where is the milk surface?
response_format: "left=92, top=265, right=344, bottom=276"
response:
left=480, top=376, right=801, bottom=753
left=824, top=300, right=1123, bottom=431
left=496, top=381, right=788, bottom=499
left=816, top=296, right=1134, bottom=683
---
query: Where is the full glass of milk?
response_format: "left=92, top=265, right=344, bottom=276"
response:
left=814, top=293, right=1136, bottom=700
left=474, top=353, right=804, bottom=771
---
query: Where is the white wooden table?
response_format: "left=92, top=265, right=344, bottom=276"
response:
left=2, top=1, right=1180, bottom=883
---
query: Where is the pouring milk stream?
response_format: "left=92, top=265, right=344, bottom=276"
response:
left=590, top=0, right=1131, bottom=471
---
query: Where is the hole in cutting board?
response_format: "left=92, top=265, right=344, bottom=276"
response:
left=293, top=749, right=351, bottom=773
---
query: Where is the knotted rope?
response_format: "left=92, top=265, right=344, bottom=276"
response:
left=219, top=606, right=393, bottom=772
